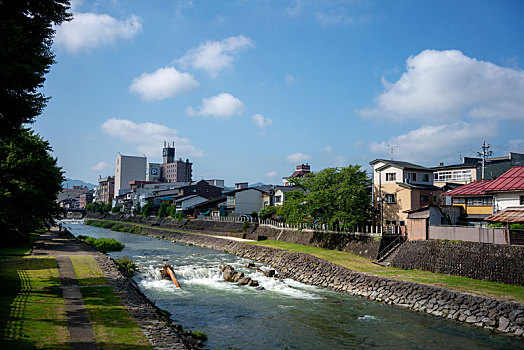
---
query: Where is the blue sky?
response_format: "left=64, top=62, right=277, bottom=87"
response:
left=34, top=0, right=524, bottom=186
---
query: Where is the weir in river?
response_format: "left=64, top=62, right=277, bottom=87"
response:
left=65, top=223, right=522, bottom=350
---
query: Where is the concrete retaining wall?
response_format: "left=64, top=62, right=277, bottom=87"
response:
left=96, top=220, right=524, bottom=338
left=429, top=226, right=508, bottom=245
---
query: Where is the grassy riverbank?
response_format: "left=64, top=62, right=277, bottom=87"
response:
left=249, top=240, right=524, bottom=303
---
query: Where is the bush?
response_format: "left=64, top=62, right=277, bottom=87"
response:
left=78, top=235, right=124, bottom=253
left=114, top=256, right=138, bottom=277
left=259, top=206, right=277, bottom=220
left=510, top=223, right=524, bottom=230
left=111, top=223, right=142, bottom=234
left=488, top=222, right=504, bottom=228
left=242, top=220, right=250, bottom=232
left=111, top=206, right=121, bottom=213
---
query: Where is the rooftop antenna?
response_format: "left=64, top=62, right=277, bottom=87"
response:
left=388, top=144, right=396, bottom=160
left=164, top=141, right=166, bottom=147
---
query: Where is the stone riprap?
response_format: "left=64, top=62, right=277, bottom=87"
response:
left=89, top=218, right=524, bottom=338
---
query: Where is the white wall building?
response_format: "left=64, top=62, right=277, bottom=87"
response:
left=227, top=188, right=265, bottom=215
left=115, top=153, right=147, bottom=196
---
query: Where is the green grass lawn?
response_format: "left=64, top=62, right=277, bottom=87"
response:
left=0, top=257, right=68, bottom=349
left=80, top=287, right=152, bottom=349
left=70, top=255, right=110, bottom=286
left=250, top=240, right=524, bottom=303
left=69, top=254, right=152, bottom=349
left=0, top=232, right=42, bottom=258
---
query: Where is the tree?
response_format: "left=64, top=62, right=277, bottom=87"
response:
left=279, top=165, right=371, bottom=228
left=0, top=130, right=64, bottom=244
left=0, top=0, right=71, bottom=134
left=141, top=202, right=154, bottom=217
left=0, top=1, right=71, bottom=244
left=258, top=206, right=277, bottom=220
left=158, top=199, right=173, bottom=218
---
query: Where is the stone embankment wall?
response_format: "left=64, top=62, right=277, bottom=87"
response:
left=390, top=240, right=524, bottom=286
left=86, top=217, right=524, bottom=338
left=88, top=214, right=524, bottom=285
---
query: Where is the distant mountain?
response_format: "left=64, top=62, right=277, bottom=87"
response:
left=249, top=182, right=268, bottom=188
left=62, top=178, right=96, bottom=190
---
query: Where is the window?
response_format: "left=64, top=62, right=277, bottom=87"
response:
left=452, top=198, right=465, bottom=204
left=409, top=173, right=417, bottom=182
left=275, top=195, right=282, bottom=203
left=421, top=174, right=429, bottom=182
left=420, top=195, right=428, bottom=202
left=399, top=221, right=405, bottom=226
left=521, top=196, right=524, bottom=205
left=385, top=173, right=396, bottom=181
left=466, top=197, right=492, bottom=206
left=385, top=194, right=396, bottom=203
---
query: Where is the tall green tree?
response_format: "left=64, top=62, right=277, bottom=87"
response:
left=0, top=1, right=71, bottom=243
left=278, top=165, right=371, bottom=228
left=0, top=130, right=64, bottom=243
left=0, top=0, right=71, bottom=134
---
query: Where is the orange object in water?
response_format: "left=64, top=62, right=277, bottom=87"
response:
left=166, top=265, right=182, bottom=289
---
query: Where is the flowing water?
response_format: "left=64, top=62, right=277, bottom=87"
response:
left=65, top=223, right=523, bottom=349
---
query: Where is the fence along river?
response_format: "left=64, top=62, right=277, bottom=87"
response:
left=65, top=223, right=522, bottom=349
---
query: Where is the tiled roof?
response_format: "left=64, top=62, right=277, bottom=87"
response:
left=485, top=207, right=524, bottom=223
left=370, top=159, right=430, bottom=171
left=441, top=180, right=493, bottom=196
left=484, top=166, right=524, bottom=192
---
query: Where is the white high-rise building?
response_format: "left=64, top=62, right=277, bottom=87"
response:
left=114, top=153, right=147, bottom=196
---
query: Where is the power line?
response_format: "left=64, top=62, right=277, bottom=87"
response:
left=477, top=140, right=493, bottom=180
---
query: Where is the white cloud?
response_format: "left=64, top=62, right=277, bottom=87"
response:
left=91, top=161, right=111, bottom=171
left=129, top=66, right=198, bottom=100
left=369, top=121, right=496, bottom=165
left=55, top=12, right=142, bottom=53
left=100, top=118, right=203, bottom=159
left=509, top=139, right=524, bottom=151
left=286, top=152, right=312, bottom=163
left=252, top=114, right=272, bottom=128
left=177, top=35, right=254, bottom=76
left=265, top=171, right=278, bottom=178
left=186, top=93, right=244, bottom=118
left=360, top=50, right=524, bottom=123
left=285, top=74, right=297, bottom=85
left=323, top=146, right=332, bottom=153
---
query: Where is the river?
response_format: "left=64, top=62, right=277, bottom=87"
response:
left=64, top=223, right=522, bottom=349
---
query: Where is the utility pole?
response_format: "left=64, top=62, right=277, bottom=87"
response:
left=477, top=140, right=493, bottom=180
left=388, top=144, right=396, bottom=160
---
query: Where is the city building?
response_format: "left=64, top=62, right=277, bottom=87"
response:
left=79, top=191, right=94, bottom=208
left=115, top=153, right=147, bottom=196
left=147, top=163, right=161, bottom=182
left=97, top=176, right=115, bottom=204
left=225, top=185, right=267, bottom=215
left=160, top=142, right=193, bottom=183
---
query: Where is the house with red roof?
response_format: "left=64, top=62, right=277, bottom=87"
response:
left=484, top=166, right=524, bottom=213
left=442, top=180, right=494, bottom=226
left=283, top=164, right=311, bottom=186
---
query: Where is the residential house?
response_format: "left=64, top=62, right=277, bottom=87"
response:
left=225, top=187, right=267, bottom=215
left=283, top=164, right=311, bottom=186
left=192, top=196, right=227, bottom=218
left=485, top=166, right=524, bottom=213
left=432, top=152, right=524, bottom=187
left=97, top=176, right=115, bottom=204
left=272, top=185, right=303, bottom=206
left=174, top=194, right=208, bottom=212
left=370, top=159, right=442, bottom=227
left=442, top=180, right=494, bottom=226
left=78, top=191, right=94, bottom=208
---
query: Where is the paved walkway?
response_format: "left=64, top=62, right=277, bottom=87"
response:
left=33, top=231, right=98, bottom=349
left=31, top=229, right=189, bottom=350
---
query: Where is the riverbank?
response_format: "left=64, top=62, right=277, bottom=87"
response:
left=1, top=228, right=203, bottom=349
left=87, top=218, right=524, bottom=338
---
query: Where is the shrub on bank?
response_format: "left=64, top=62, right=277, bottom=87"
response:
left=114, top=256, right=138, bottom=277
left=77, top=235, right=124, bottom=253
